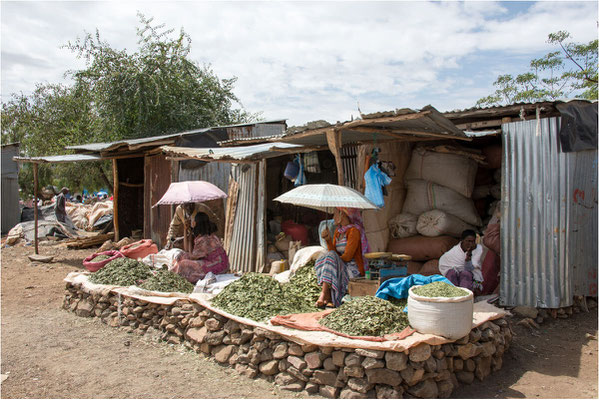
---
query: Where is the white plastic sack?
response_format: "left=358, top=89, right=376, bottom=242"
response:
left=402, top=180, right=482, bottom=227
left=405, top=147, right=478, bottom=198
left=388, top=213, right=418, bottom=239
left=416, top=210, right=475, bottom=238
left=408, top=285, right=474, bottom=340
left=141, top=248, right=184, bottom=270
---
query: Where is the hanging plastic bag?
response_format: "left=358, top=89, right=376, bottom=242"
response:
left=294, top=154, right=307, bottom=186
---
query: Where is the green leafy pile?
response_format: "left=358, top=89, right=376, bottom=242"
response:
left=139, top=269, right=194, bottom=294
left=212, top=262, right=321, bottom=321
left=319, top=296, right=409, bottom=337
left=90, top=254, right=110, bottom=263
left=89, top=258, right=153, bottom=286
left=412, top=281, right=469, bottom=298
left=386, top=296, right=408, bottom=309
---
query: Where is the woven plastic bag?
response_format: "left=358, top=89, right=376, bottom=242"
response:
left=83, top=250, right=124, bottom=272
left=388, top=213, right=418, bottom=239
left=416, top=209, right=475, bottom=238
left=120, top=239, right=158, bottom=259
left=408, top=285, right=473, bottom=339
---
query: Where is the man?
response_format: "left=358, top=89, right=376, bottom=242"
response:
left=438, top=229, right=483, bottom=292
left=54, top=187, right=69, bottom=223
left=165, top=202, right=219, bottom=250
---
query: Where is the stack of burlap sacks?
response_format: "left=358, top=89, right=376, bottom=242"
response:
left=66, top=201, right=113, bottom=231
left=387, top=146, right=500, bottom=276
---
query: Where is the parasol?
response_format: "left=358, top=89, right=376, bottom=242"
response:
left=273, top=184, right=378, bottom=212
left=153, top=181, right=227, bottom=208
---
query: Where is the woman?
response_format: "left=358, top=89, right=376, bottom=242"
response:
left=172, top=212, right=229, bottom=284
left=315, top=207, right=370, bottom=308
left=438, top=229, right=484, bottom=292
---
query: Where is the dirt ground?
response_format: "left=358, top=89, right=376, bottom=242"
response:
left=1, top=241, right=597, bottom=399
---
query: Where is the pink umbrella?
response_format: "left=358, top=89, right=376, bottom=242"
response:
left=152, top=181, right=227, bottom=207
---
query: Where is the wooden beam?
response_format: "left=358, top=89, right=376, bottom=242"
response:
left=33, top=163, right=39, bottom=255
left=346, top=127, right=471, bottom=141
left=112, top=159, right=120, bottom=242
left=326, top=129, right=344, bottom=186
left=343, top=110, right=432, bottom=129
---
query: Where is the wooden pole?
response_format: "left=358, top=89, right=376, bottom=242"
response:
left=326, top=129, right=344, bottom=186
left=33, top=163, right=39, bottom=255
left=112, top=159, right=120, bottom=242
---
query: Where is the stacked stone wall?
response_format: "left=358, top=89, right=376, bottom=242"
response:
left=63, top=282, right=513, bottom=399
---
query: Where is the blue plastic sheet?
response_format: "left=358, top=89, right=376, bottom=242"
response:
left=375, top=274, right=453, bottom=301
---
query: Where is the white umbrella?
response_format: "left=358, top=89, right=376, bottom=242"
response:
left=273, top=184, right=379, bottom=212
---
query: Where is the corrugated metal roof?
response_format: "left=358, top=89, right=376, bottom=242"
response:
left=464, top=130, right=502, bottom=137
left=279, top=105, right=469, bottom=146
left=162, top=142, right=309, bottom=162
left=13, top=154, right=103, bottom=163
left=66, top=120, right=287, bottom=153
left=217, top=134, right=286, bottom=146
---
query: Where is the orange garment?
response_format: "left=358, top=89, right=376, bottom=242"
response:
left=325, top=226, right=365, bottom=276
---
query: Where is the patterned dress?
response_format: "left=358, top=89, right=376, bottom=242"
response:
left=173, top=234, right=229, bottom=284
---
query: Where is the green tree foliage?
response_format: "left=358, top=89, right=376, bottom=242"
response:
left=477, top=31, right=598, bottom=106
left=1, top=14, right=255, bottom=197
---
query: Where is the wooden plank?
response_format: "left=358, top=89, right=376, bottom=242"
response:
left=326, top=129, right=344, bottom=186
left=112, top=159, right=120, bottom=242
left=223, top=178, right=239, bottom=253
left=65, top=233, right=114, bottom=249
left=343, top=110, right=432, bottom=129
left=33, top=163, right=39, bottom=255
left=347, top=127, right=472, bottom=141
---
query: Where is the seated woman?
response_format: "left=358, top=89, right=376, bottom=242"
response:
left=438, top=229, right=484, bottom=292
left=172, top=212, right=229, bottom=284
left=315, top=208, right=370, bottom=308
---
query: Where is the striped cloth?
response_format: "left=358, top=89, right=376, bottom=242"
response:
left=314, top=233, right=360, bottom=307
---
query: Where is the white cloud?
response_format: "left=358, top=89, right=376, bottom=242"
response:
left=1, top=1, right=597, bottom=125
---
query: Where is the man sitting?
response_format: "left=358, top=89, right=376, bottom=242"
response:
left=438, top=229, right=483, bottom=292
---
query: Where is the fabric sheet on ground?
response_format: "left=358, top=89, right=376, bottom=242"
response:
left=65, top=271, right=508, bottom=352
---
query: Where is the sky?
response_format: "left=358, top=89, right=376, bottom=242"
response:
left=1, top=1, right=597, bottom=127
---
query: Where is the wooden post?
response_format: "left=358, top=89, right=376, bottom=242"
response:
left=33, top=163, right=39, bottom=255
left=326, top=128, right=344, bottom=186
left=112, top=159, right=120, bottom=242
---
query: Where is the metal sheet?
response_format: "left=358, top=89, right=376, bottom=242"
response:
left=162, top=142, right=306, bottom=161
left=144, top=154, right=172, bottom=248
left=256, top=160, right=267, bottom=272
left=228, top=163, right=258, bottom=273
left=13, top=154, right=102, bottom=163
left=500, top=117, right=597, bottom=308
left=569, top=149, right=598, bottom=297
left=178, top=161, right=231, bottom=194
left=2, top=144, right=20, bottom=176
left=1, top=177, right=20, bottom=233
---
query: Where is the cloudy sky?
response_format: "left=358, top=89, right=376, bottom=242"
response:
left=1, top=1, right=597, bottom=126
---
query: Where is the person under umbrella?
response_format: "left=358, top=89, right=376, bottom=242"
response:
left=315, top=207, right=370, bottom=308
left=165, top=203, right=219, bottom=250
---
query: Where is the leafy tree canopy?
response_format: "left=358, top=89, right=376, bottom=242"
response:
left=2, top=13, right=256, bottom=197
left=476, top=31, right=598, bottom=107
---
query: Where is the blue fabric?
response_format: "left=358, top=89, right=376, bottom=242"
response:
left=364, top=164, right=391, bottom=207
left=294, top=154, right=306, bottom=186
left=375, top=274, right=453, bottom=301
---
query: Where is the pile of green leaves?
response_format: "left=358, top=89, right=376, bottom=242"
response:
left=386, top=296, right=408, bottom=309
left=319, top=296, right=409, bottom=337
left=212, top=262, right=321, bottom=321
left=412, top=281, right=469, bottom=298
left=139, top=269, right=194, bottom=294
left=90, top=254, right=110, bottom=263
left=89, top=258, right=153, bottom=286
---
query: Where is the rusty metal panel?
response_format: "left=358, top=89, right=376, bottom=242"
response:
left=501, top=117, right=573, bottom=308
left=569, top=149, right=598, bottom=297
left=341, top=145, right=359, bottom=189
left=226, top=123, right=285, bottom=141
left=228, top=163, right=258, bottom=273
left=2, top=144, right=20, bottom=233
left=178, top=161, right=231, bottom=194
left=145, top=154, right=172, bottom=247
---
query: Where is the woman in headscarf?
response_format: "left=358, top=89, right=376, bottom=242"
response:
left=172, top=212, right=229, bottom=284
left=315, top=207, right=370, bottom=308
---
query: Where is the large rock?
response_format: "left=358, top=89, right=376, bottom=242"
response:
left=186, top=326, right=209, bottom=343
left=436, top=379, right=454, bottom=398
left=280, top=382, right=305, bottom=392
left=305, top=382, right=319, bottom=394
left=512, top=306, right=538, bottom=319
left=205, top=331, right=226, bottom=346
left=319, top=385, right=340, bottom=399
left=187, top=316, right=204, bottom=328
left=287, top=356, right=307, bottom=370
left=376, top=385, right=403, bottom=399
left=385, top=351, right=408, bottom=371
left=409, top=344, right=431, bottom=362
left=457, top=343, right=481, bottom=360
left=204, top=318, right=223, bottom=331
left=305, top=351, right=326, bottom=369
left=400, top=366, right=424, bottom=386
left=288, top=343, right=304, bottom=356
left=273, top=343, right=288, bottom=359
left=362, top=357, right=384, bottom=370
left=455, top=370, right=474, bottom=384
left=407, top=379, right=438, bottom=399
left=75, top=300, right=94, bottom=317
left=344, top=366, right=365, bottom=378
left=259, top=360, right=279, bottom=376
left=323, top=358, right=337, bottom=371
left=464, top=359, right=475, bottom=372
left=223, top=319, right=240, bottom=333
left=347, top=377, right=373, bottom=394
left=301, top=343, right=318, bottom=352
left=355, top=349, right=385, bottom=359
left=311, top=370, right=338, bottom=386
left=213, top=345, right=236, bottom=363
left=332, top=351, right=347, bottom=367
left=287, top=366, right=309, bottom=382
left=259, top=347, right=274, bottom=362
left=480, top=342, right=496, bottom=358
left=345, top=353, right=363, bottom=367
left=340, top=388, right=368, bottom=399
left=469, top=329, right=482, bottom=343
left=275, top=373, right=298, bottom=386
left=365, top=368, right=401, bottom=385
left=475, top=356, right=492, bottom=380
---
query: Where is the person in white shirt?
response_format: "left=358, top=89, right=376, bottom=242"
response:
left=438, top=230, right=483, bottom=292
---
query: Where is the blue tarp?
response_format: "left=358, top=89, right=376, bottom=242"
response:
left=375, top=274, right=453, bottom=301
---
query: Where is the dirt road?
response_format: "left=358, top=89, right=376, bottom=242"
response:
left=1, top=242, right=597, bottom=398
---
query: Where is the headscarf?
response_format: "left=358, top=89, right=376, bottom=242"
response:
left=337, top=207, right=371, bottom=255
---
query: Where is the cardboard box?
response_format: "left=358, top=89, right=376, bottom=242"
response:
left=348, top=277, right=380, bottom=297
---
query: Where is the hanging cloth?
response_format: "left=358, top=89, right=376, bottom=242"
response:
left=294, top=154, right=307, bottom=186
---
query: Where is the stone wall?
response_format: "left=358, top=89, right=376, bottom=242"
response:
left=63, top=282, right=513, bottom=399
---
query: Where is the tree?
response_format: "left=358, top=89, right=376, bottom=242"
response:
left=476, top=31, right=598, bottom=106
left=1, top=14, right=256, bottom=197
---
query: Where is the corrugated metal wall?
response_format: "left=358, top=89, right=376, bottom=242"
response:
left=1, top=145, right=20, bottom=233
left=341, top=145, right=359, bottom=189
left=228, top=163, right=258, bottom=273
left=178, top=162, right=231, bottom=194
left=144, top=154, right=172, bottom=248
left=568, top=149, right=598, bottom=297
left=501, top=117, right=598, bottom=307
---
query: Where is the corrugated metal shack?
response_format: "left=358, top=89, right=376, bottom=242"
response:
left=2, top=143, right=21, bottom=233
left=445, top=100, right=597, bottom=307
